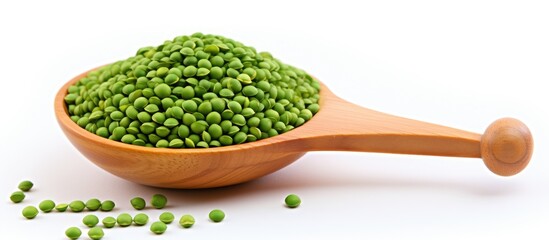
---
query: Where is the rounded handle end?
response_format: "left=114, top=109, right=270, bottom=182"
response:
left=481, top=118, right=533, bottom=176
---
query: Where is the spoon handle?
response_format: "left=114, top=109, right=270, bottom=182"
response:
left=298, top=91, right=533, bottom=176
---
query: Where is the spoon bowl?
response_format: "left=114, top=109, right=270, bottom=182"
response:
left=55, top=67, right=533, bottom=189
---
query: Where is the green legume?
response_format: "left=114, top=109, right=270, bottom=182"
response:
left=134, top=213, right=149, bottom=226
left=65, top=227, right=82, bottom=240
left=10, top=191, right=25, bottom=203
left=88, top=227, right=104, bottom=240
left=179, top=214, right=195, bottom=228
left=55, top=203, right=69, bottom=212
left=150, top=221, right=167, bottom=234
left=117, top=213, right=133, bottom=227
left=284, top=194, right=301, bottom=208
left=83, top=214, right=100, bottom=227
left=159, top=212, right=175, bottom=224
left=65, top=33, right=320, bottom=148
left=209, top=209, right=225, bottom=222
left=102, top=216, right=116, bottom=228
left=18, top=180, right=33, bottom=192
left=130, top=197, right=146, bottom=210
left=100, top=200, right=115, bottom=211
left=22, top=206, right=39, bottom=219
left=86, top=198, right=101, bottom=211
left=237, top=74, right=252, bottom=84
left=151, top=194, right=167, bottom=209
left=69, top=200, right=86, bottom=212
left=39, top=200, right=55, bottom=212
left=154, top=83, right=171, bottom=98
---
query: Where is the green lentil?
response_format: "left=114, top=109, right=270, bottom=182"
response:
left=151, top=194, right=167, bottom=209
left=284, top=194, right=301, bottom=208
left=134, top=213, right=149, bottom=226
left=117, top=213, right=133, bottom=227
left=65, top=227, right=82, bottom=240
left=22, top=206, right=39, bottom=219
left=10, top=191, right=25, bottom=203
left=150, top=221, right=167, bottom=234
left=86, top=198, right=101, bottom=211
left=69, top=200, right=86, bottom=212
left=130, top=197, right=146, bottom=210
left=100, top=200, right=115, bottom=211
left=83, top=214, right=100, bottom=227
left=159, top=212, right=175, bottom=224
left=18, top=180, right=33, bottom=192
left=102, top=216, right=116, bottom=228
left=39, top=200, right=55, bottom=212
left=209, top=209, right=225, bottom=222
left=55, top=203, right=69, bottom=212
left=88, top=227, right=104, bottom=240
left=65, top=33, right=320, bottom=148
left=179, top=214, right=195, bottom=228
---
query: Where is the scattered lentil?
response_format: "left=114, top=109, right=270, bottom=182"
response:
left=10, top=191, right=25, bottom=203
left=284, top=194, right=301, bottom=208
left=39, top=200, right=56, bottom=213
left=117, top=213, right=133, bottom=227
left=208, top=209, right=225, bottom=222
left=18, top=180, right=34, bottom=192
left=100, top=200, right=115, bottom=211
left=88, top=227, right=104, bottom=240
left=179, top=214, right=195, bottom=228
left=69, top=200, right=86, bottom=212
left=22, top=206, right=39, bottom=219
left=130, top=197, right=146, bottom=210
left=134, top=213, right=149, bottom=226
left=102, top=216, right=116, bottom=228
left=151, top=194, right=167, bottom=209
left=55, top=203, right=69, bottom=212
left=159, top=212, right=174, bottom=224
left=83, top=214, right=100, bottom=227
left=65, top=227, right=82, bottom=240
left=150, top=221, right=167, bottom=234
left=86, top=198, right=101, bottom=211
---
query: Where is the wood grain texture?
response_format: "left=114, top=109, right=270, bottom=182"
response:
left=481, top=118, right=533, bottom=176
left=54, top=68, right=534, bottom=189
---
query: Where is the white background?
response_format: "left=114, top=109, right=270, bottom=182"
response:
left=0, top=0, right=548, bottom=239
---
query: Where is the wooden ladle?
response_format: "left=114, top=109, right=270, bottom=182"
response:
left=55, top=69, right=533, bottom=189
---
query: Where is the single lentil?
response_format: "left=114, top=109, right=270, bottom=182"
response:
left=69, top=200, right=86, bottom=212
left=159, top=212, right=174, bottom=224
left=117, top=213, right=133, bottom=227
left=208, top=209, right=225, bottom=222
left=100, top=200, right=115, bottom=211
left=86, top=198, right=102, bottom=211
left=10, top=191, right=25, bottom=203
left=55, top=203, right=69, bottom=212
left=38, top=200, right=56, bottom=213
left=88, top=227, right=104, bottom=240
left=22, top=206, right=39, bottom=219
left=130, top=197, right=146, bottom=210
left=284, top=194, right=301, bottom=208
left=18, top=180, right=33, bottom=192
left=64, top=33, right=320, bottom=148
left=133, top=213, right=149, bottom=226
left=102, top=216, right=116, bottom=228
left=65, top=227, right=82, bottom=240
left=150, top=221, right=167, bottom=234
left=83, top=214, right=100, bottom=227
left=179, top=214, right=195, bottom=228
left=151, top=194, right=167, bottom=209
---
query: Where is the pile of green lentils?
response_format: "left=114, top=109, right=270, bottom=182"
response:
left=64, top=33, right=320, bottom=148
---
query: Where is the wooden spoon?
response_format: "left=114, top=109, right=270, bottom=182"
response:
left=55, top=68, right=533, bottom=189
